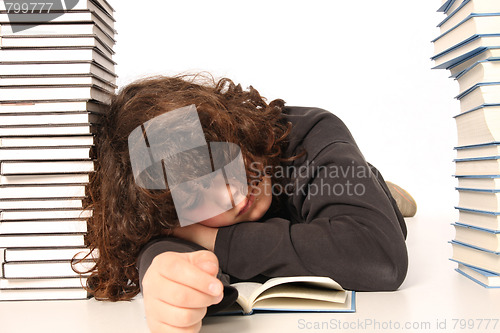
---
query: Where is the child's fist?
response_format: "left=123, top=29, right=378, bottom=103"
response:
left=142, top=250, right=224, bottom=333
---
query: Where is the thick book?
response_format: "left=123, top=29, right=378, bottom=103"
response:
left=432, top=35, right=500, bottom=69
left=0, top=9, right=116, bottom=38
left=0, top=124, right=96, bottom=136
left=214, top=276, right=355, bottom=315
left=456, top=188, right=500, bottom=212
left=0, top=288, right=89, bottom=301
left=0, top=184, right=86, bottom=199
left=456, top=207, right=500, bottom=230
left=0, top=35, right=114, bottom=58
left=432, top=14, right=500, bottom=56
left=456, top=175, right=500, bottom=190
left=455, top=262, right=500, bottom=288
left=0, top=198, right=83, bottom=210
left=0, top=160, right=94, bottom=175
left=0, top=0, right=115, bottom=17
left=453, top=222, right=500, bottom=252
left=454, top=106, right=500, bottom=146
left=0, top=135, right=94, bottom=147
left=0, top=277, right=87, bottom=290
left=0, top=174, right=90, bottom=185
left=0, top=23, right=115, bottom=47
left=456, top=59, right=500, bottom=94
left=0, top=85, right=112, bottom=104
left=438, top=0, right=500, bottom=33
left=454, top=156, right=500, bottom=176
left=0, top=61, right=116, bottom=83
left=449, top=48, right=500, bottom=78
left=0, top=234, right=85, bottom=248
left=2, top=260, right=94, bottom=278
left=0, top=209, right=92, bottom=221
left=1, top=75, right=116, bottom=92
left=450, top=240, right=500, bottom=274
left=1, top=247, right=92, bottom=262
left=0, top=219, right=87, bottom=234
left=456, top=84, right=500, bottom=113
left=455, top=142, right=500, bottom=160
left=0, top=47, right=116, bottom=69
left=0, top=147, right=92, bottom=161
left=0, top=100, right=106, bottom=114
left=0, top=112, right=102, bottom=126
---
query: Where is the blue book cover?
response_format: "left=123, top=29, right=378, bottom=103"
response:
left=455, top=206, right=500, bottom=215
left=451, top=240, right=500, bottom=255
left=455, top=58, right=500, bottom=80
left=448, top=45, right=500, bottom=68
left=456, top=82, right=500, bottom=100
left=456, top=187, right=500, bottom=193
left=450, top=259, right=500, bottom=288
left=455, top=175, right=500, bottom=178
left=453, top=222, right=500, bottom=233
left=454, top=142, right=500, bottom=150
left=453, top=103, right=500, bottom=115
left=449, top=54, right=500, bottom=79
left=437, top=0, right=457, bottom=14
left=431, top=34, right=500, bottom=68
left=432, top=14, right=500, bottom=44
left=455, top=268, right=500, bottom=288
left=437, top=0, right=472, bottom=27
left=454, top=156, right=500, bottom=162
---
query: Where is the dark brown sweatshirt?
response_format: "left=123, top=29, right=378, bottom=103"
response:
left=137, top=106, right=408, bottom=314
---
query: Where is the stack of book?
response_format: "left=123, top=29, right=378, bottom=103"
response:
left=0, top=0, right=116, bottom=300
left=432, top=0, right=500, bottom=288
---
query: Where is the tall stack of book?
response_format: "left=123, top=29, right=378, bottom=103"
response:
left=432, top=0, right=500, bottom=288
left=0, top=0, right=116, bottom=300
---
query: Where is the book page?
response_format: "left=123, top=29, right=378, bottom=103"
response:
left=230, top=282, right=262, bottom=313
left=249, top=276, right=344, bottom=304
left=252, top=292, right=354, bottom=312
left=254, top=284, right=347, bottom=304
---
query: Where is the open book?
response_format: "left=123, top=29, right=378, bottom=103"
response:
left=218, top=276, right=355, bottom=315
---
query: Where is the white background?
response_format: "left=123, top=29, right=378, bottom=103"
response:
left=111, top=0, right=459, bottom=217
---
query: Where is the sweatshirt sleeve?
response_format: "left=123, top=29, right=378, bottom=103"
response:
left=214, top=140, right=408, bottom=291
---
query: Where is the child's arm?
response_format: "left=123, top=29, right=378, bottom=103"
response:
left=212, top=140, right=408, bottom=292
left=141, top=250, right=223, bottom=333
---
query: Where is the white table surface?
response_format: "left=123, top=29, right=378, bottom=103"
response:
left=1, top=211, right=500, bottom=333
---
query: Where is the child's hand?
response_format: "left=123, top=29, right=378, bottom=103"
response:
left=142, top=250, right=224, bottom=333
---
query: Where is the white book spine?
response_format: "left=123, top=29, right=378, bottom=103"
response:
left=0, top=199, right=83, bottom=210
left=0, top=147, right=91, bottom=161
left=0, top=209, right=92, bottom=221
left=0, top=220, right=87, bottom=234
left=0, top=234, right=85, bottom=248
left=0, top=160, right=95, bottom=175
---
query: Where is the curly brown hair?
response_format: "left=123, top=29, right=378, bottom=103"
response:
left=82, top=74, right=305, bottom=301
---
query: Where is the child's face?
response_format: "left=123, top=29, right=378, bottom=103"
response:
left=181, top=175, right=273, bottom=228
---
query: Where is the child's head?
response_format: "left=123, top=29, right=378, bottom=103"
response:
left=84, top=74, right=302, bottom=300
